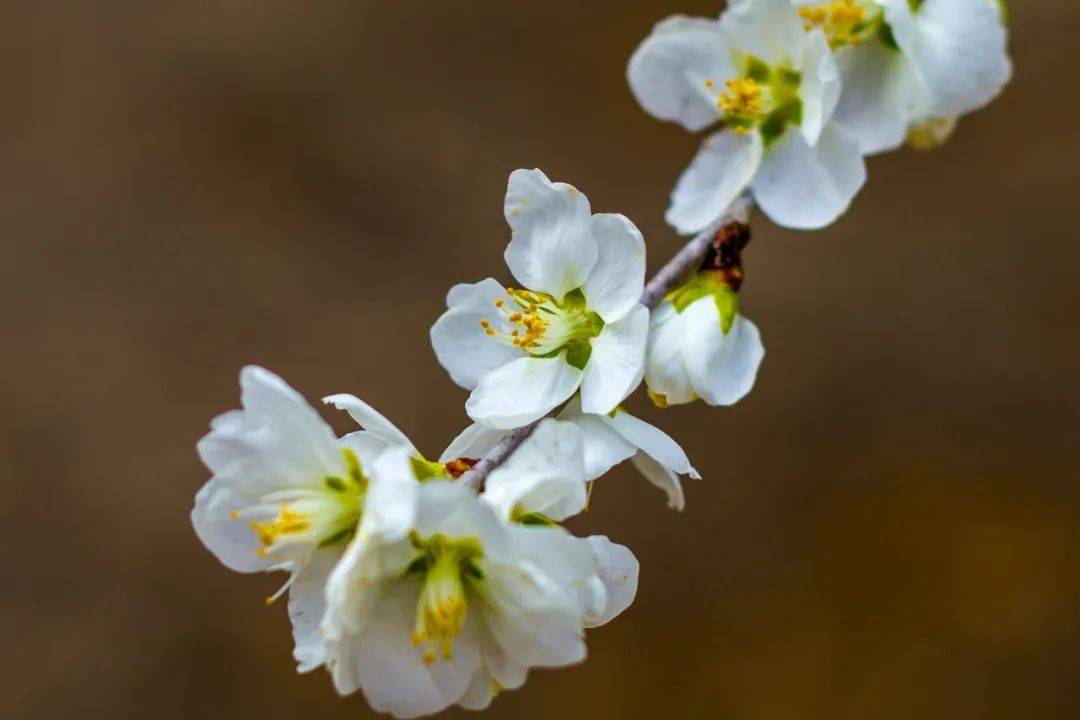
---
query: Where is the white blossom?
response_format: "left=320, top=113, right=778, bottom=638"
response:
left=320, top=447, right=612, bottom=718
left=793, top=0, right=1011, bottom=154
left=431, top=169, right=649, bottom=430
left=645, top=273, right=765, bottom=411
left=191, top=366, right=418, bottom=672
left=628, top=0, right=867, bottom=231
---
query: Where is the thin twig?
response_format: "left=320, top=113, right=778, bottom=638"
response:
left=458, top=195, right=755, bottom=491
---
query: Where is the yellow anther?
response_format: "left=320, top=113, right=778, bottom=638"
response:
left=411, top=534, right=482, bottom=667
left=799, top=0, right=869, bottom=47
left=479, top=319, right=491, bottom=329
left=229, top=510, right=239, bottom=520
left=719, top=78, right=763, bottom=115
left=249, top=506, right=311, bottom=550
left=494, top=298, right=504, bottom=308
left=705, top=79, right=714, bottom=88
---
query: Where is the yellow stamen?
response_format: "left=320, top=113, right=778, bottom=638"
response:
left=719, top=77, right=763, bottom=114
left=799, top=0, right=869, bottom=48
left=718, top=77, right=764, bottom=134
left=249, top=506, right=311, bottom=549
left=410, top=534, right=483, bottom=666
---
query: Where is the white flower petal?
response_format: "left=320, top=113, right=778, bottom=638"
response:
left=439, top=422, right=507, bottom=463
left=683, top=301, right=766, bottom=407
left=337, top=430, right=392, bottom=467
left=604, top=410, right=699, bottom=479
left=480, top=535, right=590, bottom=670
left=288, top=547, right=340, bottom=673
left=431, top=278, right=525, bottom=391
left=483, top=419, right=587, bottom=522
left=584, top=536, right=640, bottom=628
left=580, top=304, right=649, bottom=415
left=503, top=169, right=597, bottom=300
left=831, top=41, right=913, bottom=155
left=667, top=130, right=763, bottom=236
left=196, top=410, right=245, bottom=472
left=720, top=0, right=807, bottom=66
left=884, top=0, right=1011, bottom=119
left=204, top=366, right=342, bottom=493
left=581, top=213, right=646, bottom=324
left=751, top=123, right=866, bottom=230
left=467, top=355, right=584, bottom=430
left=644, top=301, right=697, bottom=406
left=458, top=669, right=497, bottom=712
left=627, top=15, right=734, bottom=132
left=324, top=393, right=416, bottom=454
left=799, top=30, right=841, bottom=146
left=364, top=446, right=420, bottom=542
left=415, top=482, right=509, bottom=557
left=191, top=479, right=272, bottom=573
left=322, top=538, right=405, bottom=687
left=630, top=452, right=686, bottom=511
left=335, top=581, right=479, bottom=719
left=557, top=396, right=637, bottom=480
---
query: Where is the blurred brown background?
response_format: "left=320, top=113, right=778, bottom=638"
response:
left=3, top=1, right=1077, bottom=718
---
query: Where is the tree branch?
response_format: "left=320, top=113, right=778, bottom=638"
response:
left=458, top=195, right=755, bottom=491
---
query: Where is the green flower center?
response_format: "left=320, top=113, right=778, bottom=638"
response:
left=234, top=447, right=367, bottom=605
left=482, top=287, right=604, bottom=370
left=706, top=55, right=803, bottom=146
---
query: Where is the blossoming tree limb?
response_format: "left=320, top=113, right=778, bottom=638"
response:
left=191, top=0, right=1011, bottom=716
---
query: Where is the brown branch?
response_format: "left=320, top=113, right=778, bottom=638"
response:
left=458, top=194, right=755, bottom=491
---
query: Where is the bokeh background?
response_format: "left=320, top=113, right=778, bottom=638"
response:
left=3, top=1, right=1078, bottom=718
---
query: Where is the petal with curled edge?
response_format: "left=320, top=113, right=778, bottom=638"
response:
left=504, top=169, right=597, bottom=300
left=604, top=409, right=700, bottom=480
left=630, top=452, right=686, bottom=511
left=627, top=15, right=735, bottom=132
left=324, top=394, right=417, bottom=455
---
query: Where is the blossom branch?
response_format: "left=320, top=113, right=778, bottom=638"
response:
left=458, top=194, right=754, bottom=491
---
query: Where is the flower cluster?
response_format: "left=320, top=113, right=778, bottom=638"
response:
left=192, top=1, right=1009, bottom=716
left=629, top=0, right=1010, bottom=232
